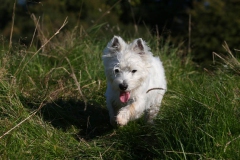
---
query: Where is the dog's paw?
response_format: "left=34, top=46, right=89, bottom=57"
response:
left=116, top=110, right=130, bottom=126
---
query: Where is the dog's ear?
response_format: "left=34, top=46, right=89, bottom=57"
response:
left=135, top=38, right=144, bottom=51
left=132, top=38, right=146, bottom=55
left=111, top=36, right=120, bottom=49
left=103, top=36, right=126, bottom=57
left=109, top=36, right=124, bottom=52
left=131, top=38, right=153, bottom=57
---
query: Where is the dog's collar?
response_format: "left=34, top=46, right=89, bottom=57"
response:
left=146, top=88, right=165, bottom=93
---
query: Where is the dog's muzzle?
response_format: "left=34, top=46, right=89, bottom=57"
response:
left=119, top=83, right=128, bottom=91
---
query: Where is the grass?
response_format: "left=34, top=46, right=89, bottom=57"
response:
left=0, top=23, right=240, bottom=159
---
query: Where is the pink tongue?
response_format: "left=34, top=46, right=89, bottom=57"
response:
left=120, top=92, right=130, bottom=103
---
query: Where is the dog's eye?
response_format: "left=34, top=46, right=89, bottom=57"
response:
left=132, top=70, right=137, bottom=73
left=114, top=69, right=120, bottom=73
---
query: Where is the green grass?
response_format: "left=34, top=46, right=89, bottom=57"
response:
left=0, top=29, right=240, bottom=159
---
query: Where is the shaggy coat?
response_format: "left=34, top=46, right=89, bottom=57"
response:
left=102, top=36, right=167, bottom=126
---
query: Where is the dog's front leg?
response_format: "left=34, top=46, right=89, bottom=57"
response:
left=116, top=99, right=145, bottom=126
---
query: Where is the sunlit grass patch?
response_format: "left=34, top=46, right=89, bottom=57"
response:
left=0, top=24, right=240, bottom=159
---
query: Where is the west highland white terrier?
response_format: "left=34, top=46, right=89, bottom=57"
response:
left=102, top=36, right=167, bottom=126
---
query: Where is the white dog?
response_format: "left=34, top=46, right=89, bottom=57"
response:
left=102, top=36, right=167, bottom=126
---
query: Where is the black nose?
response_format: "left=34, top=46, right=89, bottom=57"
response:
left=119, top=83, right=128, bottom=91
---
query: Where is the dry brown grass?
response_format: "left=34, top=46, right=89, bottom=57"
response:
left=213, top=41, right=240, bottom=75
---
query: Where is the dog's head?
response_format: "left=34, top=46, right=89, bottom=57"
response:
left=103, top=36, right=153, bottom=103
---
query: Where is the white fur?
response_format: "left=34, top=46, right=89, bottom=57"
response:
left=102, top=36, right=167, bottom=126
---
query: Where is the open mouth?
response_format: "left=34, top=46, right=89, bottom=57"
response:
left=119, top=91, right=130, bottom=103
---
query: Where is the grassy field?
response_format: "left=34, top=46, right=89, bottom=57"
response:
left=0, top=25, right=240, bottom=159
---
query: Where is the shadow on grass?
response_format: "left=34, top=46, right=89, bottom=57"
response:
left=39, top=99, right=112, bottom=140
